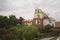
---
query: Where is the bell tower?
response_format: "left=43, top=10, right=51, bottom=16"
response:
left=34, top=9, right=44, bottom=19
left=33, top=9, right=44, bottom=28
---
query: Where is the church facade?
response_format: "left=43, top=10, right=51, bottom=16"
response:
left=32, top=9, right=55, bottom=28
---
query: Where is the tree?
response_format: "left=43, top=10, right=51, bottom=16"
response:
left=9, top=15, right=17, bottom=26
left=44, top=24, right=53, bottom=29
left=18, top=17, right=24, bottom=25
left=43, top=24, right=53, bottom=32
left=0, top=15, right=4, bottom=28
left=0, top=16, right=9, bottom=28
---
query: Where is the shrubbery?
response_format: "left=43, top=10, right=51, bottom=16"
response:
left=44, top=24, right=53, bottom=29
left=38, top=24, right=53, bottom=33
left=7, top=25, right=40, bottom=40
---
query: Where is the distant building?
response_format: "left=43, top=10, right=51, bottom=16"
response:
left=23, top=20, right=32, bottom=26
left=55, top=22, right=60, bottom=27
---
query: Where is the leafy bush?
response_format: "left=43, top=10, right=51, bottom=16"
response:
left=24, top=26, right=40, bottom=40
left=38, top=24, right=53, bottom=33
left=43, top=24, right=53, bottom=32
left=8, top=25, right=40, bottom=40
left=44, top=24, right=53, bottom=29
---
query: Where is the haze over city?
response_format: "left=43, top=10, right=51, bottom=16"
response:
left=0, top=0, right=60, bottom=21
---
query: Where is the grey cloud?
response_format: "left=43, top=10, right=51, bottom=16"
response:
left=0, top=0, right=60, bottom=21
left=0, top=0, right=11, bottom=12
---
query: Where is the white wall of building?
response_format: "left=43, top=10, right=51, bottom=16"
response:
left=43, top=19, right=55, bottom=27
left=43, top=19, right=52, bottom=27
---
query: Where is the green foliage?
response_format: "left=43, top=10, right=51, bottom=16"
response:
left=43, top=24, right=53, bottom=32
left=18, top=17, right=24, bottom=25
left=44, top=24, right=53, bottom=29
left=9, top=15, right=18, bottom=26
left=0, top=16, right=9, bottom=28
left=24, top=26, right=40, bottom=40
left=38, top=24, right=53, bottom=33
left=0, top=15, right=24, bottom=29
left=8, top=25, right=40, bottom=40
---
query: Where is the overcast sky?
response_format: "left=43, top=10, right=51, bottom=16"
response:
left=0, top=0, right=60, bottom=21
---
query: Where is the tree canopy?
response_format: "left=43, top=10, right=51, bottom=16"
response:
left=0, top=15, right=24, bottom=29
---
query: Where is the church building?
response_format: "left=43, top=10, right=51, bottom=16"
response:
left=23, top=8, right=55, bottom=28
left=32, top=9, right=55, bottom=28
